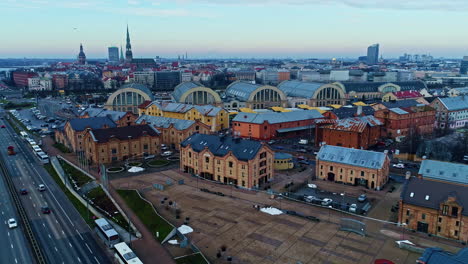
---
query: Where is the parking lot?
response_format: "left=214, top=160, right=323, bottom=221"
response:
left=110, top=169, right=463, bottom=264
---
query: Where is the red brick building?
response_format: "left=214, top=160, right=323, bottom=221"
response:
left=13, top=71, right=37, bottom=88
left=374, top=105, right=435, bottom=139
left=231, top=110, right=323, bottom=140
left=316, top=116, right=383, bottom=149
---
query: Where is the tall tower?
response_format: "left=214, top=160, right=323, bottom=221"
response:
left=120, top=45, right=124, bottom=62
left=367, top=44, right=379, bottom=65
left=77, top=43, right=86, bottom=65
left=125, top=25, right=133, bottom=63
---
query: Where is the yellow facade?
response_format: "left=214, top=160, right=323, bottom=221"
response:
left=139, top=103, right=229, bottom=132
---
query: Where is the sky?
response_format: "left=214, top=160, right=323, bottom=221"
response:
left=1, top=0, right=468, bottom=59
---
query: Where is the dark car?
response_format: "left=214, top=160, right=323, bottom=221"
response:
left=1, top=125, right=5, bottom=128
left=285, top=210, right=298, bottom=216
left=358, top=194, right=367, bottom=203
left=20, top=188, right=28, bottom=195
left=41, top=206, right=51, bottom=214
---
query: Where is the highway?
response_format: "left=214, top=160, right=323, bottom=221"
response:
left=0, top=115, right=112, bottom=264
left=0, top=160, right=35, bottom=264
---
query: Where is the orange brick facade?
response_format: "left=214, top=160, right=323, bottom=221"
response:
left=316, top=158, right=390, bottom=190
left=180, top=145, right=275, bottom=189
left=398, top=197, right=467, bottom=242
left=374, top=106, right=435, bottom=139
left=232, top=119, right=316, bottom=140
left=317, top=123, right=381, bottom=149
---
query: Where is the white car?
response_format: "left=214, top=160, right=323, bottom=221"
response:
left=321, top=198, right=333, bottom=206
left=349, top=204, right=357, bottom=213
left=161, top=151, right=173, bottom=157
left=393, top=163, right=405, bottom=169
left=8, top=218, right=17, bottom=229
left=38, top=184, right=46, bottom=191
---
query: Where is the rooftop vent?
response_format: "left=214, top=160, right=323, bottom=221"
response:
left=425, top=195, right=430, bottom=201
left=410, top=192, right=414, bottom=197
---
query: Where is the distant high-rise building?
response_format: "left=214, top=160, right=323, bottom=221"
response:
left=155, top=71, right=182, bottom=91
left=367, top=44, right=379, bottom=65
left=125, top=25, right=133, bottom=63
left=77, top=43, right=86, bottom=65
left=460, top=56, right=468, bottom=75
left=108, top=47, right=119, bottom=62
left=120, top=45, right=124, bottom=62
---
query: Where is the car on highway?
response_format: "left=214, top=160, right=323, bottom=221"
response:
left=358, top=194, right=367, bottom=202
left=8, top=218, right=18, bottom=229
left=41, top=206, right=51, bottom=214
left=20, top=188, right=28, bottom=195
left=1, top=125, right=5, bottom=128
left=161, top=151, right=173, bottom=157
left=321, top=198, right=333, bottom=206
left=349, top=203, right=357, bottom=213
left=38, top=184, right=46, bottom=192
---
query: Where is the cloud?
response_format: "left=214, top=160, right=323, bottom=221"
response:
left=128, top=0, right=140, bottom=5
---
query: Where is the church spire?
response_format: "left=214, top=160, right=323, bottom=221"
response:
left=125, top=24, right=133, bottom=62
left=77, top=43, right=86, bottom=65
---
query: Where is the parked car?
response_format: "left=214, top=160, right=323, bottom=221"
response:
left=298, top=149, right=307, bottom=153
left=392, top=163, right=405, bottom=169
left=321, top=198, right=333, bottom=206
left=358, top=194, right=367, bottom=202
left=8, top=218, right=17, bottom=229
left=161, top=151, right=173, bottom=157
left=267, top=140, right=275, bottom=145
left=144, top=154, right=155, bottom=160
left=304, top=195, right=320, bottom=203
left=1, top=125, right=5, bottom=128
left=349, top=204, right=357, bottom=213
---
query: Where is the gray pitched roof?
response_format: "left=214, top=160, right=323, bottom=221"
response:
left=150, top=102, right=222, bottom=117
left=135, top=115, right=195, bottom=130
left=418, top=160, right=468, bottom=185
left=79, top=107, right=129, bottom=121
left=317, top=145, right=387, bottom=169
left=232, top=109, right=323, bottom=124
left=90, top=124, right=159, bottom=143
left=389, top=107, right=409, bottom=115
left=277, top=80, right=324, bottom=99
left=437, top=96, right=468, bottom=111
left=332, top=106, right=375, bottom=119
left=180, top=134, right=265, bottom=161
left=401, top=177, right=468, bottom=216
left=341, top=81, right=427, bottom=93
left=381, top=99, right=419, bottom=109
left=69, top=116, right=117, bottom=131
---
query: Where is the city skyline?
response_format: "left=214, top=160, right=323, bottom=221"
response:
left=1, top=0, right=468, bottom=58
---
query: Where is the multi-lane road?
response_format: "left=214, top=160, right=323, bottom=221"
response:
left=0, top=113, right=112, bottom=264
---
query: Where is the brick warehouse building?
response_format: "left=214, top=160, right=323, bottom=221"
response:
left=315, top=115, right=383, bottom=149
left=399, top=160, right=468, bottom=242
left=231, top=109, right=323, bottom=140
left=180, top=134, right=274, bottom=189
left=374, top=104, right=436, bottom=139
left=13, top=71, right=38, bottom=88
left=316, top=145, right=390, bottom=190
left=83, top=124, right=160, bottom=164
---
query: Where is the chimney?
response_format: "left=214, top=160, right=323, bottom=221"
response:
left=357, top=105, right=363, bottom=116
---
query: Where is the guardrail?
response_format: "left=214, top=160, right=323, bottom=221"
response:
left=0, top=153, right=47, bottom=264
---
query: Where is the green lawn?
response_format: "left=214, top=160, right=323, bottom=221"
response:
left=174, top=253, right=209, bottom=264
left=44, top=164, right=96, bottom=227
left=87, top=186, right=127, bottom=228
left=147, top=159, right=170, bottom=167
left=59, top=159, right=93, bottom=187
left=117, top=189, right=173, bottom=242
left=3, top=101, right=35, bottom=110
left=53, top=143, right=71, bottom=153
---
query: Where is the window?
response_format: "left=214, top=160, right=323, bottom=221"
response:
left=260, top=152, right=266, bottom=159
left=437, top=226, right=441, bottom=232
left=217, top=160, right=220, bottom=164
left=111, top=148, right=117, bottom=154
left=330, top=166, right=333, bottom=171
left=442, top=205, right=449, bottom=215
left=143, top=144, right=148, bottom=150
left=372, top=174, right=375, bottom=179
left=361, top=171, right=364, bottom=177
left=452, top=207, right=459, bottom=217
left=350, top=170, right=354, bottom=175
left=454, top=230, right=459, bottom=236
left=438, top=217, right=442, bottom=223
left=241, top=165, right=245, bottom=169
left=406, top=209, right=410, bottom=216
left=320, top=165, right=323, bottom=169
left=405, top=219, right=409, bottom=225
left=218, top=168, right=220, bottom=172
left=422, top=214, right=426, bottom=220
left=340, top=168, right=343, bottom=173
left=242, top=180, right=245, bottom=187
left=112, top=157, right=117, bottom=161
left=456, top=221, right=460, bottom=227
left=228, top=161, right=233, bottom=168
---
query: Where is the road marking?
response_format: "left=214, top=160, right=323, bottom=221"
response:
left=77, top=257, right=82, bottom=263
left=1, top=211, right=3, bottom=215
left=10, top=244, right=13, bottom=249
left=55, top=247, right=58, bottom=252
left=7, top=232, right=9, bottom=237
left=15, top=258, right=17, bottom=264
left=55, top=220, right=58, bottom=224
left=29, top=196, right=31, bottom=200
left=85, top=243, right=92, bottom=253
left=61, top=230, right=65, bottom=235
left=94, top=256, right=100, bottom=264
left=76, top=229, right=84, bottom=240
left=69, top=242, right=73, bottom=248
left=37, top=213, right=40, bottom=217
left=42, top=223, right=46, bottom=227
left=33, top=203, right=35, bottom=208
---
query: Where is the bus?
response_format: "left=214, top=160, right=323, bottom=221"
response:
left=114, top=242, right=143, bottom=264
left=95, top=218, right=120, bottom=248
left=36, top=151, right=49, bottom=164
